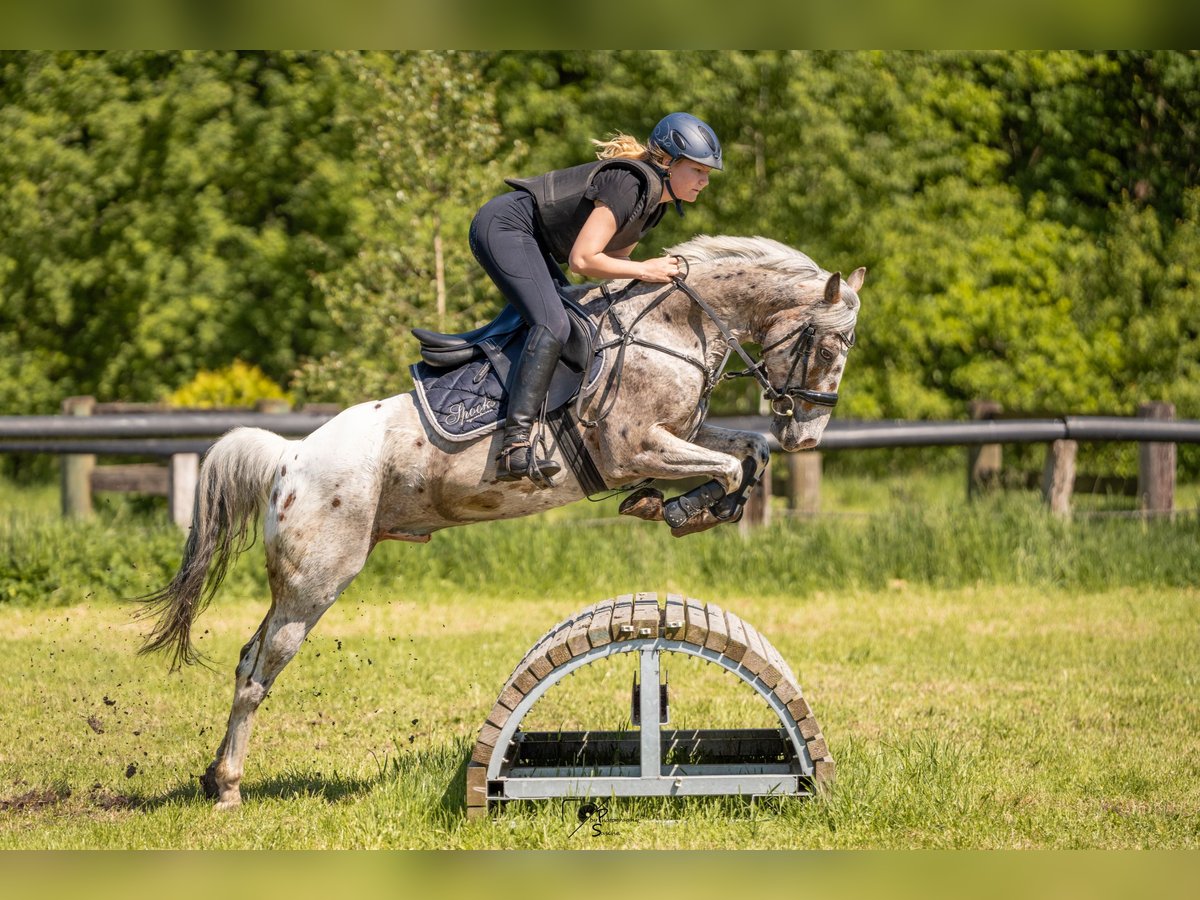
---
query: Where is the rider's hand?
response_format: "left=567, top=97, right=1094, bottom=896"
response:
left=639, top=256, right=681, bottom=283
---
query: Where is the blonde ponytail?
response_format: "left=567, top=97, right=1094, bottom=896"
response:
left=591, top=132, right=670, bottom=167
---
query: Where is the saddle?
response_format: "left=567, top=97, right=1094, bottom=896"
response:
left=409, top=293, right=603, bottom=443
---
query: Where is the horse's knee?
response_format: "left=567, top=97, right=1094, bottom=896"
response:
left=749, top=438, right=770, bottom=470
left=717, top=456, right=744, bottom=494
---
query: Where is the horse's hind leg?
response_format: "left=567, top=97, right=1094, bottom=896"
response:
left=203, top=533, right=372, bottom=809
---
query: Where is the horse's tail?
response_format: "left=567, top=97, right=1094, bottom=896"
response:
left=136, top=427, right=292, bottom=670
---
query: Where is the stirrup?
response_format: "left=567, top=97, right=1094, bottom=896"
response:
left=495, top=439, right=560, bottom=486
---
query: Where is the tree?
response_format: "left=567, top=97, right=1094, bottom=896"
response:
left=293, top=51, right=514, bottom=404
left=0, top=51, right=367, bottom=411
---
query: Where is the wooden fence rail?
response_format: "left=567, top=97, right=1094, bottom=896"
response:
left=0, top=400, right=1196, bottom=528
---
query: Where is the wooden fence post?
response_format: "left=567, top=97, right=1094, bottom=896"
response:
left=740, top=460, right=772, bottom=532
left=61, top=395, right=96, bottom=519
left=785, top=451, right=822, bottom=514
left=967, top=400, right=1003, bottom=499
left=1138, top=402, right=1175, bottom=516
left=1041, top=439, right=1077, bottom=518
left=168, top=453, right=200, bottom=529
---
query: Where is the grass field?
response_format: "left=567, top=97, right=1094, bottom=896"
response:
left=1, top=471, right=1198, bottom=848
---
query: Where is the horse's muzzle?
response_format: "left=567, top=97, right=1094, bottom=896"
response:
left=771, top=411, right=828, bottom=452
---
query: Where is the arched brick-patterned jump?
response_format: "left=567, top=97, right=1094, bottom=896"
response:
left=467, top=592, right=834, bottom=816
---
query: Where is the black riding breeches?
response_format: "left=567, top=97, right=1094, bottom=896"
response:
left=469, top=191, right=571, bottom=345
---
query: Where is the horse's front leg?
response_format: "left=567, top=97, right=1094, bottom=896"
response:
left=666, top=425, right=771, bottom=534
left=602, top=424, right=760, bottom=532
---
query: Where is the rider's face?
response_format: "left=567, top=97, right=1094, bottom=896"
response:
left=669, top=159, right=713, bottom=202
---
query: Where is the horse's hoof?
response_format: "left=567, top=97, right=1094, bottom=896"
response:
left=619, top=487, right=664, bottom=521
left=214, top=796, right=242, bottom=811
left=199, top=764, right=220, bottom=800
left=669, top=510, right=722, bottom=537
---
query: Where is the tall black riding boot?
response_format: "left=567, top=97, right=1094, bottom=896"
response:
left=496, top=324, right=563, bottom=484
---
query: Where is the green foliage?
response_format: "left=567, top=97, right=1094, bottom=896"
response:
left=293, top=51, right=514, bottom=404
left=0, top=51, right=367, bottom=412
left=2, top=51, right=1199, bottom=451
left=164, top=359, right=290, bottom=408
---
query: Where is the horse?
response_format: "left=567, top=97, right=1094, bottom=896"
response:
left=137, top=234, right=864, bottom=808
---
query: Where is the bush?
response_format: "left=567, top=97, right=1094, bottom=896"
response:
left=165, top=360, right=290, bottom=409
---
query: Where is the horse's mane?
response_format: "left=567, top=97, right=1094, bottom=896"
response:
left=668, top=234, right=858, bottom=332
left=667, top=235, right=826, bottom=283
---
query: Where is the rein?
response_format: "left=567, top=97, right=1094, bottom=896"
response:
left=669, top=275, right=841, bottom=417
left=575, top=261, right=842, bottom=428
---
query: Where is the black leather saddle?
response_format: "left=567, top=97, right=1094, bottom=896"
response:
left=412, top=292, right=596, bottom=373
left=410, top=293, right=602, bottom=422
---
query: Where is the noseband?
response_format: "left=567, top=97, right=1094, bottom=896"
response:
left=668, top=267, right=845, bottom=418
left=758, top=320, right=841, bottom=416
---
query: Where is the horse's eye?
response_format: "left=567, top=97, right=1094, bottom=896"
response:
left=819, top=347, right=836, bottom=363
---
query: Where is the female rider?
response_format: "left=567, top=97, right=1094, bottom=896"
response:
left=470, top=112, right=723, bottom=484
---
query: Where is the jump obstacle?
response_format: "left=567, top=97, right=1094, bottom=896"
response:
left=467, top=592, right=834, bottom=816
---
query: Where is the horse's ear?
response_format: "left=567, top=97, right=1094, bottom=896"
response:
left=847, top=266, right=866, bottom=291
left=824, top=272, right=843, bottom=305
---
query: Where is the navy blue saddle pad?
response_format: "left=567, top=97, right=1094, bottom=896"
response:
left=411, top=307, right=604, bottom=443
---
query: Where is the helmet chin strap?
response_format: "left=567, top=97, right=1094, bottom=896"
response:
left=662, top=165, right=685, bottom=217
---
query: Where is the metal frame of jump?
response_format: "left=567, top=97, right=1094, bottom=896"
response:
left=467, top=592, right=834, bottom=816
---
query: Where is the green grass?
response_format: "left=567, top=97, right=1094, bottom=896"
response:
left=0, top=473, right=1198, bottom=847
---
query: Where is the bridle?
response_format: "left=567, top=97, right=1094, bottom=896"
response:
left=576, top=255, right=852, bottom=428
left=668, top=257, right=851, bottom=417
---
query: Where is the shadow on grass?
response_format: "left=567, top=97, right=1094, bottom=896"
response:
left=134, top=742, right=475, bottom=814
left=117, top=770, right=383, bottom=812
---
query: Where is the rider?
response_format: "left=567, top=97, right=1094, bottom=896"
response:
left=470, top=112, right=723, bottom=484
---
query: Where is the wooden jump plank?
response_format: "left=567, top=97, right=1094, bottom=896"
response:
left=722, top=610, right=748, bottom=663
left=486, top=701, right=513, bottom=731
left=786, top=695, right=813, bottom=722
left=772, top=677, right=799, bottom=705
left=610, top=594, right=635, bottom=641
left=703, top=603, right=729, bottom=653
left=521, top=622, right=567, bottom=682
left=739, top=620, right=770, bottom=677
left=466, top=763, right=488, bottom=809
left=547, top=619, right=579, bottom=667
left=683, top=597, right=708, bottom=646
left=472, top=721, right=504, bottom=765
left=663, top=594, right=686, bottom=639
left=496, top=683, right=523, bottom=712
left=588, top=597, right=615, bottom=648
left=797, top=715, right=821, bottom=740
left=567, top=605, right=596, bottom=657
left=632, top=592, right=659, bottom=638
left=512, top=666, right=540, bottom=695
left=757, top=630, right=794, bottom=686
left=805, top=736, right=829, bottom=760
left=813, top=759, right=836, bottom=785
left=744, top=622, right=782, bottom=688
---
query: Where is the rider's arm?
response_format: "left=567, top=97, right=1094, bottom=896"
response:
left=568, top=204, right=679, bottom=283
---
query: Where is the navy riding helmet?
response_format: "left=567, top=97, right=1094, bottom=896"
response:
left=649, top=112, right=723, bottom=171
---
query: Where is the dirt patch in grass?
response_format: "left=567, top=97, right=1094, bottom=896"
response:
left=1, top=784, right=71, bottom=812
left=1, top=782, right=139, bottom=816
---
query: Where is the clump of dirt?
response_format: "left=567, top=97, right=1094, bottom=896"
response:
left=0, top=785, right=71, bottom=812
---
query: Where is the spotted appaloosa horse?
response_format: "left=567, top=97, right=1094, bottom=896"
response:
left=138, top=234, right=864, bottom=808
